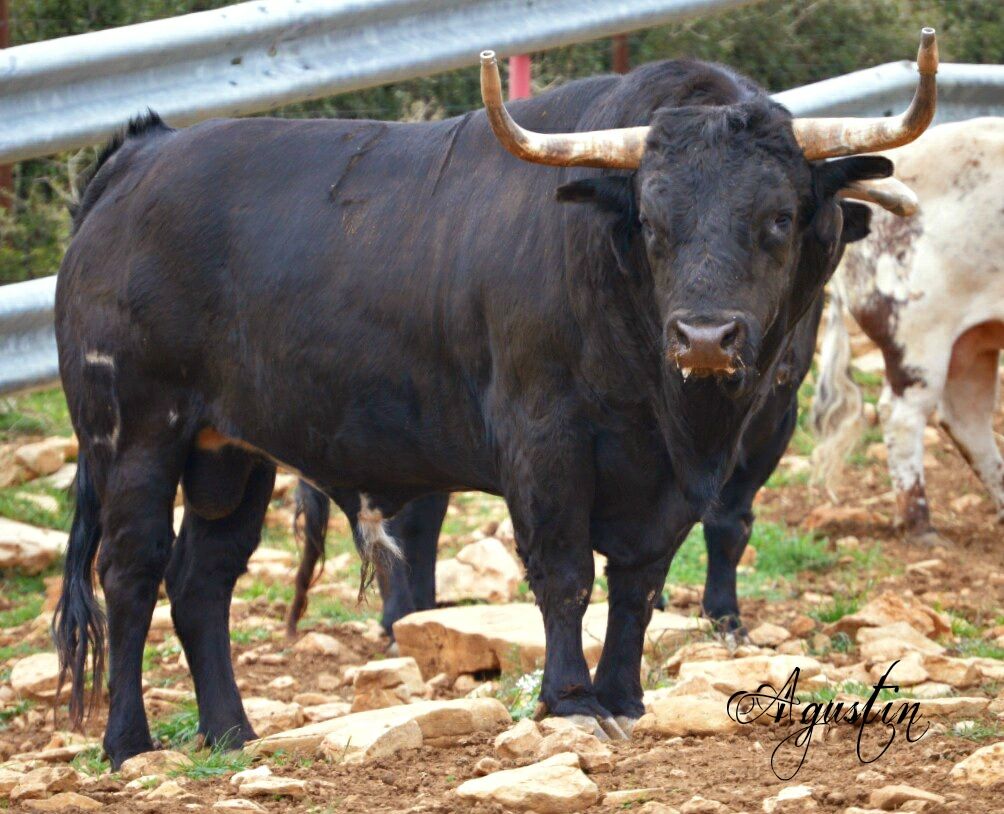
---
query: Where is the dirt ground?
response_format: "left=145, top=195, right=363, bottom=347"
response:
left=1, top=385, right=1002, bottom=813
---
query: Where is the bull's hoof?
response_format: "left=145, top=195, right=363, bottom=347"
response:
left=910, top=529, right=953, bottom=549
left=718, top=627, right=751, bottom=651
left=560, top=713, right=630, bottom=741
left=386, top=640, right=400, bottom=657
left=614, top=715, right=639, bottom=738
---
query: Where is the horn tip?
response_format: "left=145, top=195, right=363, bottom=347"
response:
left=480, top=50, right=497, bottom=65
left=917, top=27, right=938, bottom=74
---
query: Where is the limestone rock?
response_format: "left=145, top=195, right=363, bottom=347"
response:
left=663, top=642, right=731, bottom=675
left=10, top=653, right=61, bottom=700
left=680, top=795, right=734, bottom=814
left=949, top=741, right=1004, bottom=787
left=803, top=504, right=883, bottom=531
left=214, top=800, right=268, bottom=813
left=474, top=757, right=502, bottom=776
left=677, top=655, right=822, bottom=695
left=826, top=592, right=951, bottom=638
left=394, top=603, right=705, bottom=676
left=436, top=537, right=523, bottom=603
left=146, top=779, right=196, bottom=802
left=0, top=519, right=67, bottom=575
left=249, top=697, right=510, bottom=757
left=857, top=623, right=944, bottom=657
left=868, top=785, right=945, bottom=809
left=351, top=656, right=426, bottom=711
left=9, top=766, right=79, bottom=803
left=22, top=792, right=102, bottom=811
left=292, top=631, right=344, bottom=658
left=41, top=463, right=77, bottom=491
left=320, top=718, right=423, bottom=765
left=230, top=765, right=271, bottom=787
left=535, top=727, right=614, bottom=772
left=302, top=701, right=352, bottom=723
left=763, top=784, right=815, bottom=813
left=494, top=718, right=543, bottom=760
left=455, top=752, right=599, bottom=813
left=635, top=695, right=739, bottom=737
left=16, top=438, right=74, bottom=477
left=749, top=623, right=790, bottom=648
left=867, top=652, right=927, bottom=687
left=603, top=788, right=665, bottom=807
left=914, top=696, right=990, bottom=718
left=242, top=698, right=304, bottom=737
left=119, top=749, right=193, bottom=780
left=240, top=775, right=308, bottom=798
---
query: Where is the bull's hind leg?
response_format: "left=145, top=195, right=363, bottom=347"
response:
left=938, top=346, right=1004, bottom=517
left=166, top=450, right=275, bottom=749
left=97, top=442, right=185, bottom=767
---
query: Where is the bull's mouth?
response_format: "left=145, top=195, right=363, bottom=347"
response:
left=677, top=364, right=739, bottom=381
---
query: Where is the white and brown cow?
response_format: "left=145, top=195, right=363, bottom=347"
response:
left=813, top=118, right=1004, bottom=543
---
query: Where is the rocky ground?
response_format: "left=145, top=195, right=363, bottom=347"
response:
left=1, top=361, right=1002, bottom=813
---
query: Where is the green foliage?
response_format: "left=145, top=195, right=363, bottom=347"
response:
left=954, top=638, right=1004, bottom=660
left=71, top=747, right=111, bottom=776
left=237, top=578, right=295, bottom=605
left=230, top=626, right=272, bottom=646
left=305, top=596, right=376, bottom=624
left=809, top=594, right=862, bottom=624
left=0, top=388, right=73, bottom=442
left=151, top=701, right=200, bottom=748
left=173, top=745, right=252, bottom=779
left=0, top=699, right=34, bottom=730
left=0, top=571, right=47, bottom=628
left=947, top=720, right=1004, bottom=742
left=494, top=663, right=543, bottom=720
left=0, top=484, right=72, bottom=531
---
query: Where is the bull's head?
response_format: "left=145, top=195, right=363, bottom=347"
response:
left=479, top=30, right=935, bottom=392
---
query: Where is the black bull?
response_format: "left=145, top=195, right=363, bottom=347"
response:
left=53, top=58, right=888, bottom=766
left=286, top=275, right=838, bottom=643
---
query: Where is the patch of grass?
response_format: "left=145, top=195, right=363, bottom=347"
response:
left=0, top=388, right=72, bottom=442
left=173, top=745, right=251, bottom=780
left=494, top=662, right=542, bottom=721
left=0, top=699, right=33, bottom=731
left=230, top=627, right=272, bottom=646
left=950, top=616, right=982, bottom=639
left=753, top=525, right=836, bottom=577
left=305, top=596, right=376, bottom=624
left=947, top=720, right=1004, bottom=742
left=954, top=638, right=1004, bottom=660
left=766, top=468, right=810, bottom=489
left=71, top=746, right=111, bottom=776
left=809, top=595, right=861, bottom=624
left=236, top=578, right=296, bottom=605
left=151, top=702, right=200, bottom=749
left=0, top=642, right=44, bottom=662
left=0, top=570, right=47, bottom=628
left=0, top=484, right=72, bottom=531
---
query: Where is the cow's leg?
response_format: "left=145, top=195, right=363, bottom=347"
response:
left=703, top=400, right=798, bottom=638
left=880, top=377, right=945, bottom=544
left=166, top=457, right=275, bottom=749
left=505, top=454, right=615, bottom=737
left=98, top=443, right=183, bottom=768
left=593, top=552, right=671, bottom=735
left=939, top=349, right=1004, bottom=516
left=286, top=482, right=330, bottom=639
left=388, top=492, right=448, bottom=615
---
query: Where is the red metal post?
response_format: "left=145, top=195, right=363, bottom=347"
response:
left=0, top=0, right=11, bottom=211
left=612, top=35, right=630, bottom=74
left=508, top=54, right=532, bottom=100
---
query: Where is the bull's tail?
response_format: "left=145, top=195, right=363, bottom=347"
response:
left=52, top=452, right=106, bottom=727
left=810, top=277, right=864, bottom=497
left=286, top=482, right=330, bottom=638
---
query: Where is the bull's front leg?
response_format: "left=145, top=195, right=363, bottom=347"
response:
left=504, top=438, right=624, bottom=739
left=592, top=554, right=672, bottom=734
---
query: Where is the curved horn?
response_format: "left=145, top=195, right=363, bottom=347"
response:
left=838, top=177, right=920, bottom=217
left=793, top=28, right=938, bottom=160
left=480, top=50, right=649, bottom=169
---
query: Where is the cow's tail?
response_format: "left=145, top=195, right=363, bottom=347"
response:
left=52, top=452, right=106, bottom=728
left=810, top=277, right=864, bottom=497
left=286, top=482, right=329, bottom=638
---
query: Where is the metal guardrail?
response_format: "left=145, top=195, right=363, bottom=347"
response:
left=0, top=0, right=756, bottom=164
left=1, top=2, right=1003, bottom=396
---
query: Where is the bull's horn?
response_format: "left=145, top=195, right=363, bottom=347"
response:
left=838, top=177, right=920, bottom=217
left=480, top=50, right=649, bottom=169
left=793, top=28, right=938, bottom=160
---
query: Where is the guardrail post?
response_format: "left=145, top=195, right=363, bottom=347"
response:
left=612, top=34, right=630, bottom=74
left=0, top=0, right=11, bottom=211
left=508, top=54, right=532, bottom=100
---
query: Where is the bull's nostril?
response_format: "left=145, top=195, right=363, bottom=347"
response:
left=674, top=326, right=691, bottom=350
left=720, top=325, right=738, bottom=350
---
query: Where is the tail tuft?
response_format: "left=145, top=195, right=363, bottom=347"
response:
left=287, top=482, right=330, bottom=637
left=51, top=453, right=106, bottom=728
left=810, top=278, right=865, bottom=497
left=355, top=495, right=404, bottom=602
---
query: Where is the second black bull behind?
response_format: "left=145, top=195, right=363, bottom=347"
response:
left=54, top=31, right=937, bottom=768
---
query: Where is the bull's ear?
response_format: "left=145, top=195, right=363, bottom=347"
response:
left=555, top=177, right=635, bottom=215
left=839, top=201, right=872, bottom=243
left=814, top=155, right=894, bottom=200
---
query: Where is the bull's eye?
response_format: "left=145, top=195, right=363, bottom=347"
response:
left=772, top=212, right=793, bottom=232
